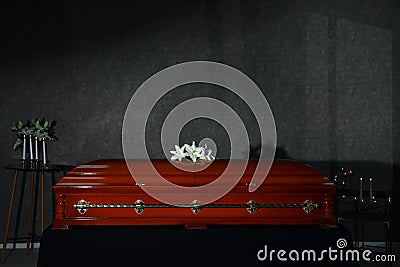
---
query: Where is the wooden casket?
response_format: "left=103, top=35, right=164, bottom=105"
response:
left=52, top=159, right=336, bottom=230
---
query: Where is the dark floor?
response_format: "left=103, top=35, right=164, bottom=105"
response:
left=1, top=248, right=38, bottom=267
left=1, top=243, right=399, bottom=266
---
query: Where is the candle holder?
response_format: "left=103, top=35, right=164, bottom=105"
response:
left=32, top=159, right=41, bottom=169
left=333, top=168, right=392, bottom=252
left=333, top=167, right=383, bottom=213
left=20, top=158, right=29, bottom=168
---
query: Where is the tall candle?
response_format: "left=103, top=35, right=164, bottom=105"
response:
left=369, top=177, right=373, bottom=201
left=35, top=136, right=39, bottom=160
left=359, top=177, right=363, bottom=202
left=29, top=135, right=33, bottom=160
left=42, top=139, right=47, bottom=164
left=22, top=135, right=26, bottom=160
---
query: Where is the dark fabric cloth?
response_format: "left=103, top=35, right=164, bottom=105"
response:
left=37, top=224, right=358, bottom=267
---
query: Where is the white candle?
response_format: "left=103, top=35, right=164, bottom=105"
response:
left=29, top=135, right=33, bottom=160
left=42, top=139, right=47, bottom=164
left=22, top=135, right=26, bottom=160
left=369, top=177, right=373, bottom=201
left=35, top=136, right=39, bottom=160
left=359, top=177, right=363, bottom=202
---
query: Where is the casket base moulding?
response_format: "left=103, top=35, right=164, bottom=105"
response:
left=52, top=159, right=337, bottom=230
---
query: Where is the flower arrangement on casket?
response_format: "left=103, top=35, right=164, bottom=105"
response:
left=170, top=141, right=215, bottom=162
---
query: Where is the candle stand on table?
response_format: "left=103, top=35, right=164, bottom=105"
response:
left=332, top=167, right=392, bottom=255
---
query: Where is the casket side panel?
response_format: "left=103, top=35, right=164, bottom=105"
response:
left=52, top=159, right=336, bottom=229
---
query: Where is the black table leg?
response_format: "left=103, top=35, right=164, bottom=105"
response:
left=13, top=171, right=27, bottom=249
left=1, top=170, right=18, bottom=262
left=26, top=171, right=35, bottom=254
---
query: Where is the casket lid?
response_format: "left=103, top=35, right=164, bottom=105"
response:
left=59, top=159, right=331, bottom=187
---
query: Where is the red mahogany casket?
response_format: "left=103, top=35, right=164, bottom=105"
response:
left=52, top=159, right=336, bottom=229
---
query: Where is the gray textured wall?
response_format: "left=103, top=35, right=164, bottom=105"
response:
left=0, top=0, right=398, bottom=242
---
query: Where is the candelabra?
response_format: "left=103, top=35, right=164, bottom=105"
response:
left=331, top=167, right=391, bottom=212
left=332, top=167, right=392, bottom=252
left=20, top=135, right=48, bottom=167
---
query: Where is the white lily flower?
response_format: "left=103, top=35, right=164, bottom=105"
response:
left=184, top=141, right=203, bottom=162
left=198, top=146, right=206, bottom=160
left=204, top=149, right=215, bottom=161
left=170, top=145, right=187, bottom=161
left=197, top=144, right=214, bottom=161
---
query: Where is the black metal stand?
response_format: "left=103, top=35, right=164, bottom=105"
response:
left=1, top=161, right=74, bottom=262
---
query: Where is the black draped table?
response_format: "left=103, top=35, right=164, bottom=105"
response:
left=37, top=224, right=358, bottom=267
